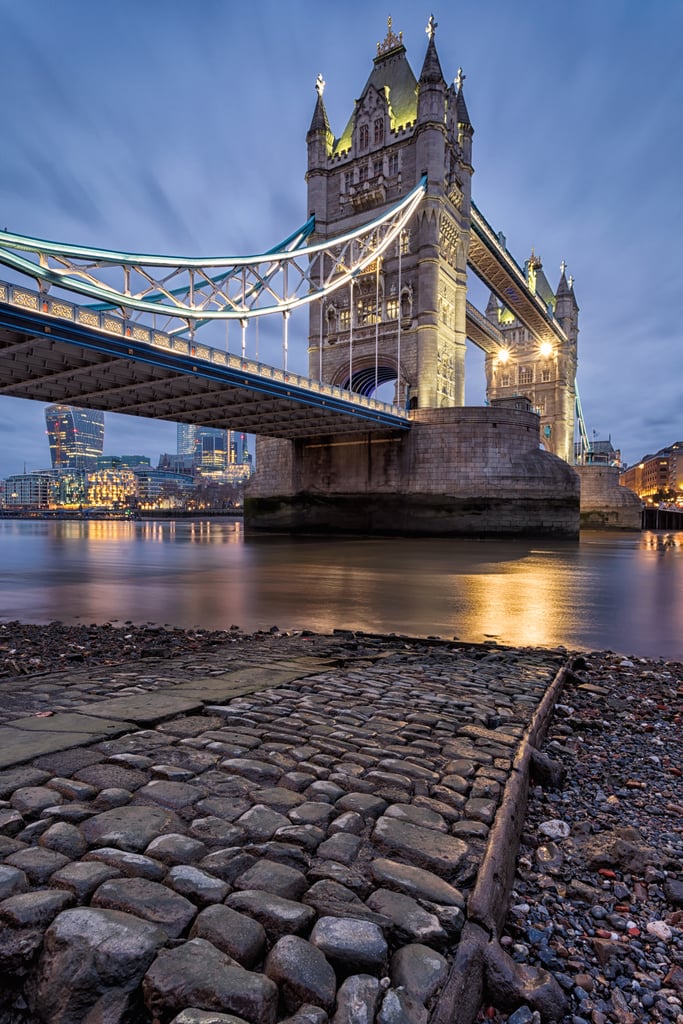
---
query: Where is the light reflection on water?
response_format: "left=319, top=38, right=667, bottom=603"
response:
left=0, top=519, right=682, bottom=660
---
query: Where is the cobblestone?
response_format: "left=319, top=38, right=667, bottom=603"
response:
left=0, top=628, right=568, bottom=1023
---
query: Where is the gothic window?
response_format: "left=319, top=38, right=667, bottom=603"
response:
left=388, top=153, right=399, bottom=176
left=358, top=164, right=368, bottom=183
left=500, top=374, right=511, bottom=387
left=357, top=298, right=379, bottom=326
left=519, top=366, right=533, bottom=385
left=342, top=171, right=352, bottom=192
left=339, top=308, right=350, bottom=331
left=326, top=307, right=338, bottom=334
left=374, top=118, right=384, bottom=145
left=359, top=124, right=369, bottom=150
left=400, top=230, right=410, bottom=256
left=541, top=367, right=551, bottom=382
left=386, top=296, right=399, bottom=320
left=373, top=159, right=383, bottom=178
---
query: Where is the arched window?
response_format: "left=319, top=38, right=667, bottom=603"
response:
left=374, top=118, right=384, bottom=145
left=359, top=124, right=369, bottom=150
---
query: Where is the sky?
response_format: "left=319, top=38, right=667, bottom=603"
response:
left=1, top=0, right=681, bottom=475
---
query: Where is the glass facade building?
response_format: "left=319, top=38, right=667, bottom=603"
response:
left=45, top=405, right=105, bottom=472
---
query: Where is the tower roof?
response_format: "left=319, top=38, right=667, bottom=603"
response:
left=333, top=18, right=419, bottom=156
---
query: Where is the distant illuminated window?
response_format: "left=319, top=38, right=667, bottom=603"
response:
left=519, top=366, right=533, bottom=385
left=400, top=230, right=410, bottom=255
left=359, top=124, right=369, bottom=150
left=339, top=308, right=351, bottom=331
left=541, top=367, right=551, bottom=382
left=357, top=298, right=379, bottom=325
left=386, top=297, right=399, bottom=320
left=374, top=118, right=385, bottom=145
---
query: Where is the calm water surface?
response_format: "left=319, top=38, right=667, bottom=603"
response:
left=0, top=519, right=681, bottom=660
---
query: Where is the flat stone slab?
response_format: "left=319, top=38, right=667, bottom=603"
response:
left=76, top=694, right=203, bottom=725
left=0, top=715, right=136, bottom=768
left=372, top=815, right=469, bottom=878
left=175, top=664, right=331, bottom=702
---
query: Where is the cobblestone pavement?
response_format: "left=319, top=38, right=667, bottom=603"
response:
left=0, top=631, right=569, bottom=1024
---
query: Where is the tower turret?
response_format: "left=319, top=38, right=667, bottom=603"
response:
left=306, top=74, right=334, bottom=229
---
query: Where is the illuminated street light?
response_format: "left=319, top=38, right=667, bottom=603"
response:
left=539, top=341, right=553, bottom=358
left=496, top=347, right=511, bottom=364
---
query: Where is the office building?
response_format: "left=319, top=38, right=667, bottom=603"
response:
left=45, top=405, right=105, bottom=472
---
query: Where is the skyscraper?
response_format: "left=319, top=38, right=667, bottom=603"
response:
left=45, top=405, right=105, bottom=471
left=176, top=424, right=229, bottom=470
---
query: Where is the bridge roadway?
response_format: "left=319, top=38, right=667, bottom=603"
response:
left=0, top=288, right=410, bottom=440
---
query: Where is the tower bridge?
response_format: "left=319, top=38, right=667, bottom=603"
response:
left=0, top=16, right=599, bottom=535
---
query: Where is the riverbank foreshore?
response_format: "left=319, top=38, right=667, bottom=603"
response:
left=0, top=624, right=680, bottom=1024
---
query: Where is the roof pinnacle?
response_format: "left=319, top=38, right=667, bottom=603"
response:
left=377, top=16, right=403, bottom=57
left=315, top=73, right=325, bottom=98
left=426, top=14, right=438, bottom=40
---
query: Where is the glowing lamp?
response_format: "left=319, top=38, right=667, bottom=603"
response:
left=496, top=348, right=510, bottom=364
left=539, top=341, right=553, bottom=358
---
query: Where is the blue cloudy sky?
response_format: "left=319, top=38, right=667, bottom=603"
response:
left=1, top=0, right=681, bottom=475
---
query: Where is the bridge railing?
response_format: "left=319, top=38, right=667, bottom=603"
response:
left=0, top=281, right=407, bottom=422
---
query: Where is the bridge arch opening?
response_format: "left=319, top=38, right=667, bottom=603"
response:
left=334, top=360, right=409, bottom=408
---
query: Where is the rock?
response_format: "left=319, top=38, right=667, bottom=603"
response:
left=390, top=943, right=448, bottom=1003
left=80, top=804, right=181, bottom=852
left=646, top=919, right=672, bottom=941
left=316, top=833, right=362, bottom=865
left=664, top=878, right=683, bottom=906
left=38, top=821, right=88, bottom=859
left=190, top=904, right=267, bottom=968
left=51, top=861, right=121, bottom=902
left=234, top=859, right=308, bottom=900
left=199, top=850, right=256, bottom=883
left=4, top=846, right=70, bottom=884
left=580, top=827, right=660, bottom=873
left=85, top=846, right=167, bottom=881
left=170, top=1011, right=250, bottom=1024
left=377, top=986, right=428, bottom=1024
left=146, top=832, right=208, bottom=865
left=0, top=808, right=24, bottom=836
left=236, top=805, right=291, bottom=841
left=0, top=889, right=74, bottom=928
left=280, top=1004, right=329, bottom=1024
left=92, top=877, right=196, bottom=938
left=485, top=941, right=568, bottom=1021
left=370, top=858, right=465, bottom=908
left=227, top=890, right=316, bottom=942
left=336, top=793, right=388, bottom=817
left=0, top=864, right=29, bottom=900
left=31, top=907, right=166, bottom=1024
left=166, top=864, right=231, bottom=906
left=538, top=819, right=570, bottom=840
left=143, top=937, right=278, bottom=1024
left=365, top=890, right=446, bottom=947
left=331, top=974, right=382, bottom=1024
left=11, top=785, right=63, bottom=817
left=264, top=935, right=337, bottom=1013
left=383, top=803, right=448, bottom=832
left=310, top=916, right=388, bottom=974
left=220, top=758, right=282, bottom=784
left=371, top=817, right=468, bottom=879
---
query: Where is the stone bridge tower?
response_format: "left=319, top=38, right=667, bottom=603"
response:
left=306, top=16, right=473, bottom=409
left=484, top=257, right=579, bottom=463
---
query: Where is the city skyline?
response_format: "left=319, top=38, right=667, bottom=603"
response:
left=1, top=1, right=681, bottom=474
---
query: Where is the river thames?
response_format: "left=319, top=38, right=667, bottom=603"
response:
left=0, top=518, right=681, bottom=661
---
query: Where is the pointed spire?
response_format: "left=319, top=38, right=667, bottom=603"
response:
left=454, top=67, right=472, bottom=127
left=556, top=261, right=570, bottom=297
left=486, top=291, right=499, bottom=322
left=419, top=14, right=445, bottom=85
left=307, top=73, right=332, bottom=139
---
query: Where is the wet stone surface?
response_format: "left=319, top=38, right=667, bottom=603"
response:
left=0, top=627, right=569, bottom=1022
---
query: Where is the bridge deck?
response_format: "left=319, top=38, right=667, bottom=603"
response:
left=0, top=297, right=410, bottom=440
